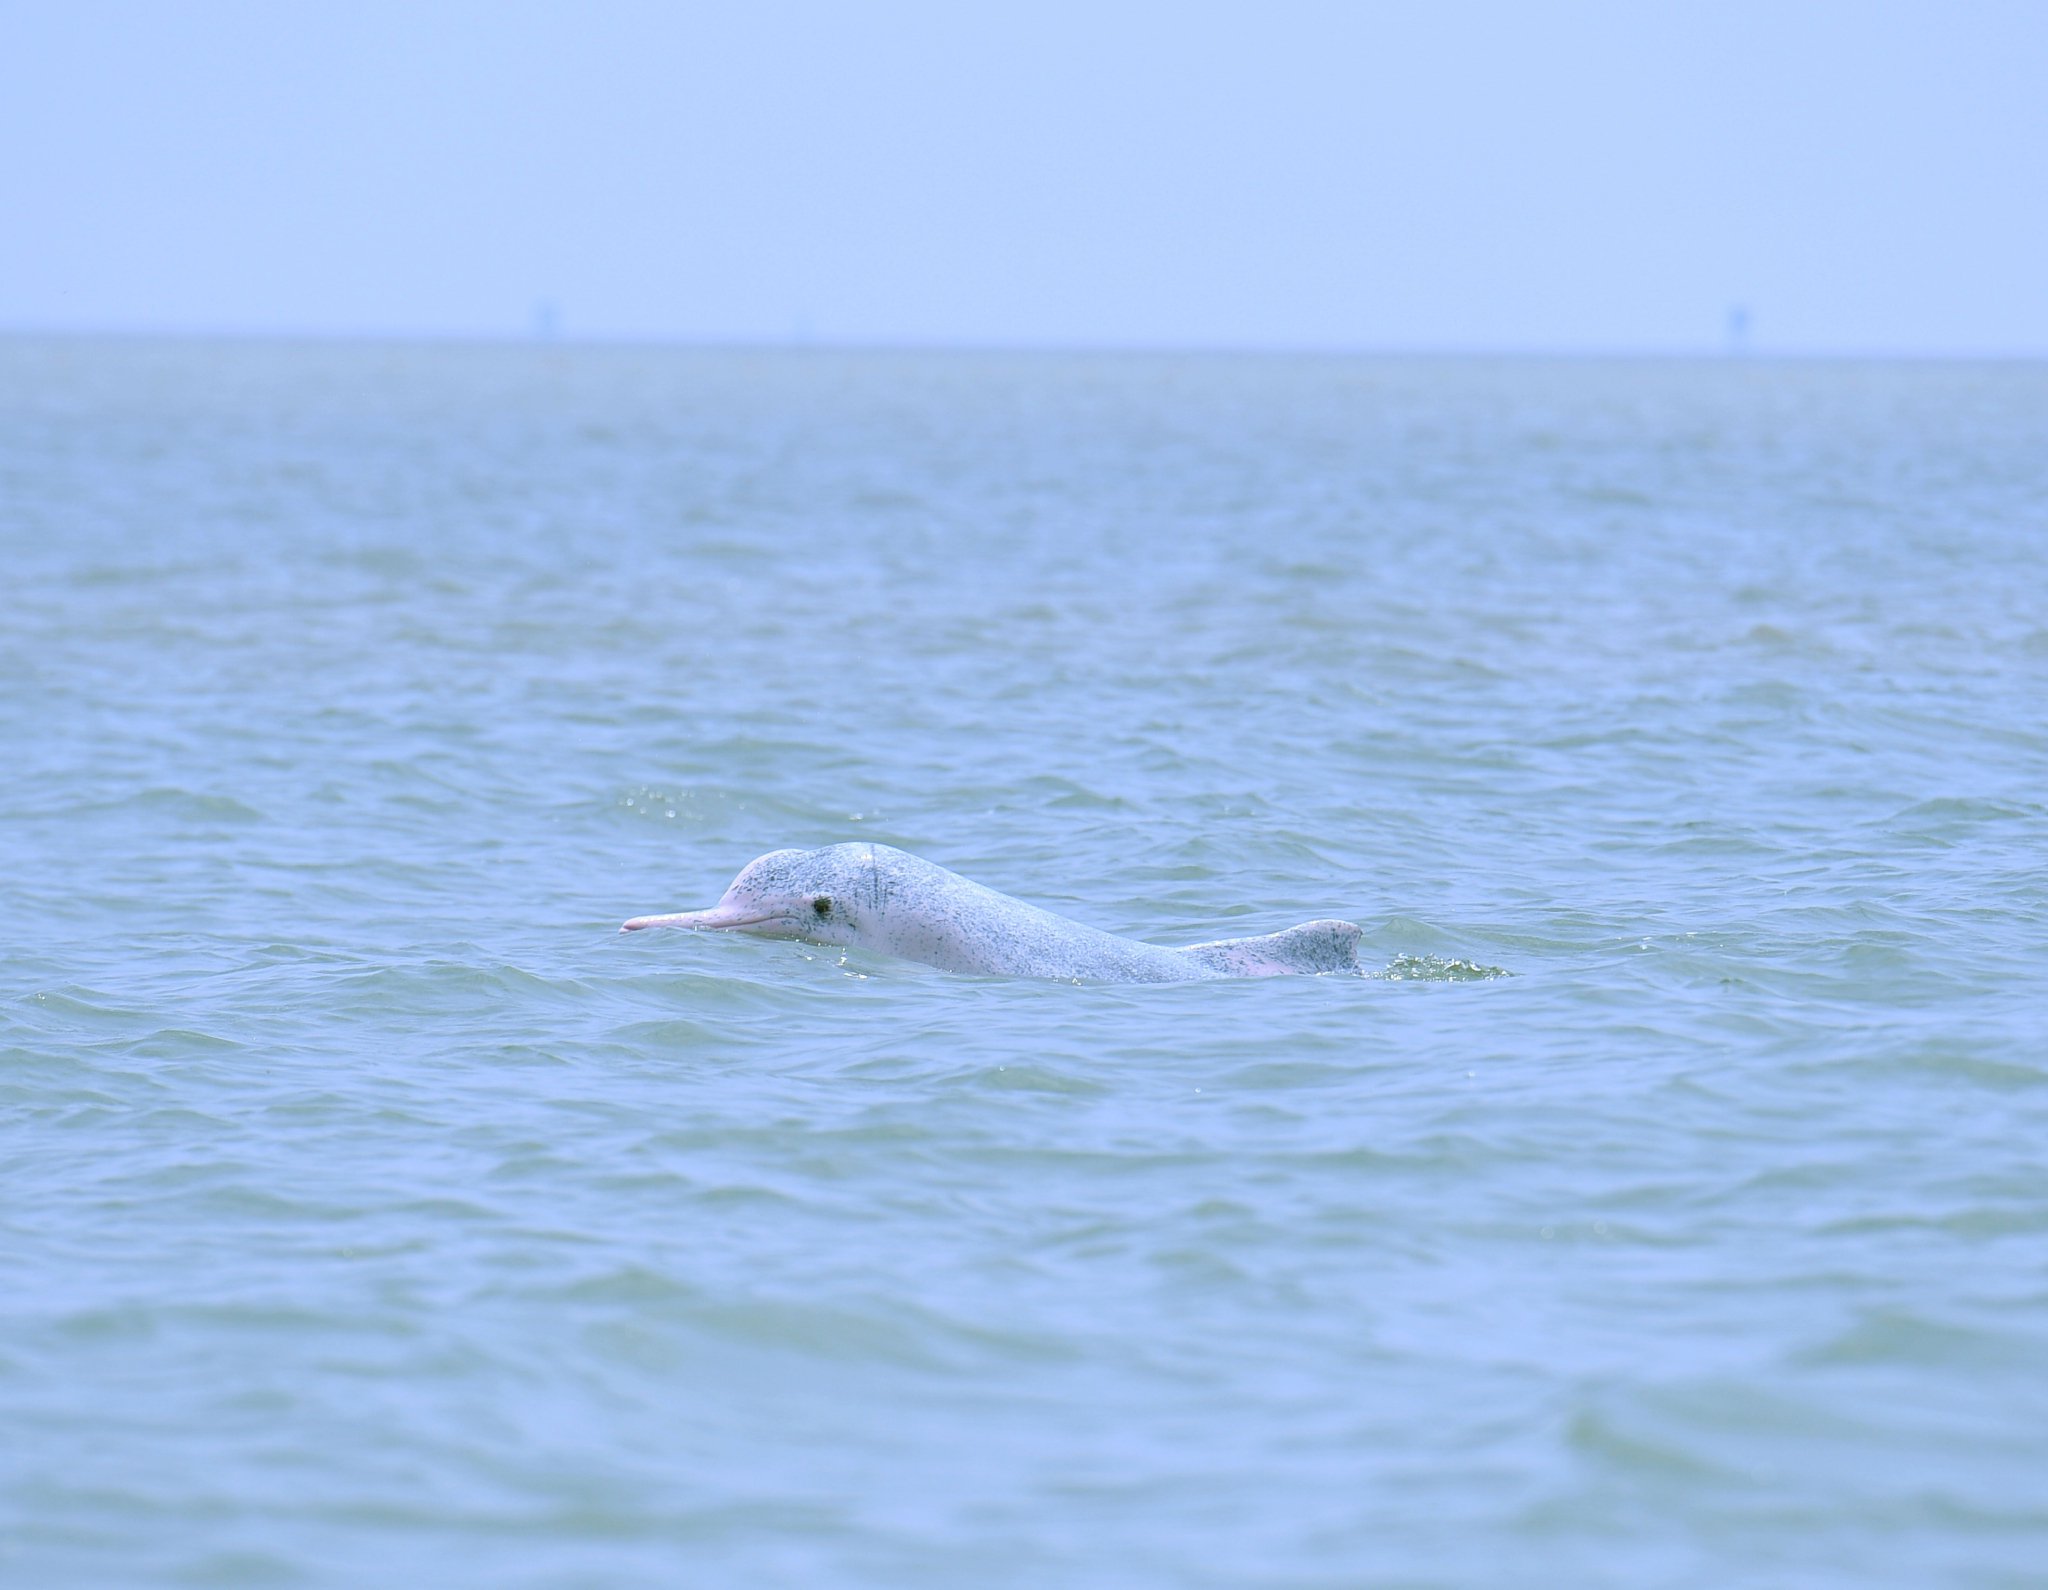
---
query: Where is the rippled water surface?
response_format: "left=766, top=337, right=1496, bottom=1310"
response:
left=5, top=339, right=2046, bottom=1586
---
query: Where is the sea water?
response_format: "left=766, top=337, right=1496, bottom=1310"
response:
left=3, top=339, right=2045, bottom=1586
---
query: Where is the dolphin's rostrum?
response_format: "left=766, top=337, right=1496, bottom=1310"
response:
left=622, top=843, right=1363, bottom=981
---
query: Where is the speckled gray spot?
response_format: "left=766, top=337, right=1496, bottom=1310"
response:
left=622, top=843, right=1363, bottom=982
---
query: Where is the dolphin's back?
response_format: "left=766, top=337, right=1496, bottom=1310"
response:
left=813, top=844, right=1358, bottom=982
left=854, top=847, right=1202, bottom=981
left=1175, top=920, right=1363, bottom=978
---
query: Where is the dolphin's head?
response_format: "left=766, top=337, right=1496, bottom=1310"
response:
left=621, top=847, right=871, bottom=946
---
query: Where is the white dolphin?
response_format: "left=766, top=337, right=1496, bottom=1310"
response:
left=622, top=842, right=1362, bottom=981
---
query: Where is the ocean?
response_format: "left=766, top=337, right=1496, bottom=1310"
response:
left=4, top=337, right=2045, bottom=1585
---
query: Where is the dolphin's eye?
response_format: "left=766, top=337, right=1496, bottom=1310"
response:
left=813, top=896, right=833, bottom=917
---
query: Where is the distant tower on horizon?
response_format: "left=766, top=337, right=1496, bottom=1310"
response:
left=1726, top=304, right=1752, bottom=355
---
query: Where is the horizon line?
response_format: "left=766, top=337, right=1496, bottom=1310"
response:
left=4, top=321, right=2047, bottom=365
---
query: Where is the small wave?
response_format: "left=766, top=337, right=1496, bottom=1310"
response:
left=1371, top=953, right=1512, bottom=982
left=35, top=787, right=266, bottom=823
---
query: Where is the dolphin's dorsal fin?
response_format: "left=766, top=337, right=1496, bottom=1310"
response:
left=1176, top=919, right=1363, bottom=978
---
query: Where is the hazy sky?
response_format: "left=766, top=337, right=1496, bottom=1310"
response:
left=4, top=1, right=2044, bottom=353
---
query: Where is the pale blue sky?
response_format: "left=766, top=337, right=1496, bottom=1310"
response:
left=3, top=0, right=2043, bottom=353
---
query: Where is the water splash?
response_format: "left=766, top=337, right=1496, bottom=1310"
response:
left=1372, top=953, right=1513, bottom=982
